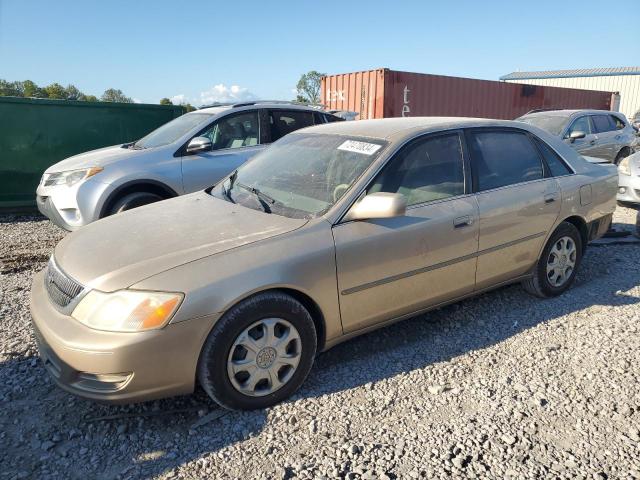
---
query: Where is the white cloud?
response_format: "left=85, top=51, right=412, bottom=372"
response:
left=133, top=98, right=142, bottom=104
left=200, top=84, right=257, bottom=105
left=170, top=94, right=187, bottom=105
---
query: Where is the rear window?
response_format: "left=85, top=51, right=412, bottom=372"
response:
left=611, top=115, right=626, bottom=130
left=269, top=110, right=314, bottom=142
left=592, top=115, right=615, bottom=133
left=533, top=137, right=573, bottom=177
left=468, top=130, right=543, bottom=191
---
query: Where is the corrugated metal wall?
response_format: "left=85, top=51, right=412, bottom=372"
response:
left=504, top=75, right=640, bottom=120
left=321, top=69, right=386, bottom=119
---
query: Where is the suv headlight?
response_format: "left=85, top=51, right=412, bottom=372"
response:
left=618, top=157, right=632, bottom=176
left=72, top=290, right=183, bottom=332
left=44, top=167, right=103, bottom=187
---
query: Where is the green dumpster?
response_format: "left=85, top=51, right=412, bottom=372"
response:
left=0, top=97, right=185, bottom=210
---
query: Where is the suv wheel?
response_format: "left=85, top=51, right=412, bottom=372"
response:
left=522, top=222, right=583, bottom=298
left=614, top=148, right=631, bottom=165
left=108, top=192, right=163, bottom=215
left=197, top=291, right=317, bottom=410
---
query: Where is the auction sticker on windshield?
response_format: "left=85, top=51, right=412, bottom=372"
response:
left=337, top=140, right=382, bottom=155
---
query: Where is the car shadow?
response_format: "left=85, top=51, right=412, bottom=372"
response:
left=2, top=244, right=639, bottom=479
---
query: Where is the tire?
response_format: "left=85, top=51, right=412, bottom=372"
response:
left=636, top=210, right=640, bottom=238
left=522, top=222, right=583, bottom=298
left=197, top=291, right=317, bottom=410
left=107, top=191, right=164, bottom=215
left=614, top=148, right=630, bottom=165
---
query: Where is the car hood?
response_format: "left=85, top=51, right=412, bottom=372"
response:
left=54, top=191, right=307, bottom=291
left=45, top=144, right=150, bottom=173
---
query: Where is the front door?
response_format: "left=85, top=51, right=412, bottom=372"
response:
left=181, top=111, right=264, bottom=192
left=333, top=131, right=479, bottom=333
left=465, top=128, right=561, bottom=289
left=565, top=115, right=600, bottom=158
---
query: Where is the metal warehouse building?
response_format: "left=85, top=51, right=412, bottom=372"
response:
left=500, top=67, right=640, bottom=121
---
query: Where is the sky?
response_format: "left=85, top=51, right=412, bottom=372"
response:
left=1, top=0, right=638, bottom=105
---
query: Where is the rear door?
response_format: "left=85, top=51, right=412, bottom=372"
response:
left=466, top=128, right=561, bottom=290
left=181, top=111, right=264, bottom=192
left=333, top=131, right=479, bottom=333
left=565, top=115, right=599, bottom=157
left=590, top=114, right=618, bottom=162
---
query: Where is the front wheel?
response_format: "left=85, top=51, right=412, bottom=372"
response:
left=522, top=222, right=583, bottom=298
left=107, top=191, right=163, bottom=215
left=197, top=292, right=317, bottom=410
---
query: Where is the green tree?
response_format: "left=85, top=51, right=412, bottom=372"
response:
left=44, top=83, right=67, bottom=99
left=0, top=79, right=23, bottom=97
left=159, top=97, right=173, bottom=105
left=84, top=94, right=98, bottom=102
left=101, top=88, right=133, bottom=103
left=21, top=80, right=47, bottom=98
left=64, top=84, right=84, bottom=100
left=295, top=71, right=325, bottom=104
left=183, top=103, right=196, bottom=112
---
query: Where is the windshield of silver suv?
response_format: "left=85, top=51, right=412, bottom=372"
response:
left=210, top=133, right=388, bottom=219
left=133, top=113, right=213, bottom=149
left=517, top=115, right=569, bottom=136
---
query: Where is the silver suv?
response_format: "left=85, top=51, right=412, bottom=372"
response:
left=517, top=109, right=637, bottom=164
left=36, top=102, right=342, bottom=230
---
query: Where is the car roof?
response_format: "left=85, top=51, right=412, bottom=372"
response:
left=521, top=109, right=621, bottom=118
left=196, top=102, right=324, bottom=115
left=297, top=116, right=525, bottom=142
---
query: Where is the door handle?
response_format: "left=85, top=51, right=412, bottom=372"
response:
left=544, top=193, right=557, bottom=204
left=589, top=140, right=596, bottom=145
left=453, top=215, right=473, bottom=228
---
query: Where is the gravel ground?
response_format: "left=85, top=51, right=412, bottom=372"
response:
left=1, top=208, right=639, bottom=480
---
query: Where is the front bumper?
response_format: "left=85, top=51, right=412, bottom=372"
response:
left=30, top=270, right=217, bottom=404
left=616, top=173, right=640, bottom=207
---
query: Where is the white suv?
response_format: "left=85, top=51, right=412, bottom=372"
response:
left=36, top=102, right=342, bottom=230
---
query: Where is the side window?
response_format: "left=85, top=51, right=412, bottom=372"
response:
left=533, top=137, right=573, bottom=177
left=592, top=115, right=615, bottom=133
left=468, top=130, right=543, bottom=191
left=567, top=116, right=592, bottom=136
left=611, top=115, right=626, bottom=130
left=324, top=113, right=344, bottom=123
left=201, top=111, right=259, bottom=150
left=269, top=110, right=314, bottom=142
left=369, top=133, right=465, bottom=206
left=313, top=112, right=326, bottom=125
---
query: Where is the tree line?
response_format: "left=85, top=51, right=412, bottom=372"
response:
left=0, top=79, right=135, bottom=103
left=0, top=78, right=195, bottom=110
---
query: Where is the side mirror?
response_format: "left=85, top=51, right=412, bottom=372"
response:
left=568, top=131, right=586, bottom=143
left=344, top=192, right=407, bottom=222
left=186, top=136, right=212, bottom=154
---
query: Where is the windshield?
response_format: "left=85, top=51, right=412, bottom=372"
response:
left=516, top=115, right=569, bottom=136
left=134, top=113, right=213, bottom=149
left=210, top=133, right=387, bottom=219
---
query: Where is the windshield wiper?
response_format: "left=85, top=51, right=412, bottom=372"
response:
left=235, top=182, right=276, bottom=213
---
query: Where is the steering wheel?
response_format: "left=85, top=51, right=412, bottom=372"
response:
left=333, top=184, right=349, bottom=202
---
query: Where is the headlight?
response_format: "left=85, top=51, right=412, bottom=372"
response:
left=618, top=157, right=632, bottom=176
left=44, top=167, right=103, bottom=187
left=72, top=290, right=183, bottom=332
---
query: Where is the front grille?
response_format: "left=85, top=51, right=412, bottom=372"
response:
left=44, top=257, right=84, bottom=308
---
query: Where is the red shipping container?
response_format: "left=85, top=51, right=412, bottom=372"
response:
left=321, top=68, right=614, bottom=120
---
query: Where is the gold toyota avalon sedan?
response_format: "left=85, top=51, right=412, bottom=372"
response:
left=30, top=117, right=617, bottom=410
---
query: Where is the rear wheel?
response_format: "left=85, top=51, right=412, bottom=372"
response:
left=197, top=291, right=317, bottom=410
left=614, top=148, right=631, bottom=165
left=107, top=191, right=163, bottom=215
left=522, top=222, right=582, bottom=298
